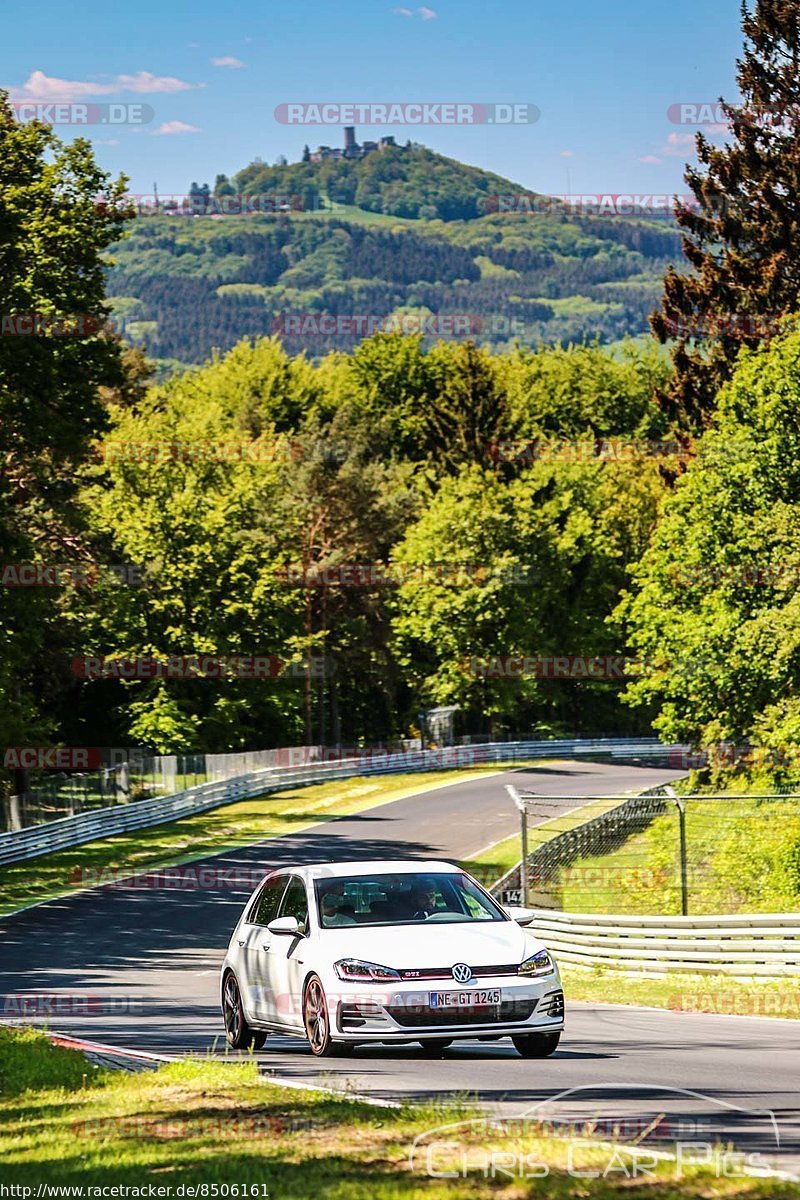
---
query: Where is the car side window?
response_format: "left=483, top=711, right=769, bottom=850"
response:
left=279, top=876, right=309, bottom=931
left=251, top=875, right=288, bottom=926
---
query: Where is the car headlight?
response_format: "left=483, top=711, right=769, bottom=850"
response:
left=334, top=958, right=401, bottom=983
left=518, top=950, right=556, bottom=977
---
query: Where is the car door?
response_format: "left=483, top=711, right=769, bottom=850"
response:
left=268, top=875, right=310, bottom=1030
left=238, top=873, right=289, bottom=1023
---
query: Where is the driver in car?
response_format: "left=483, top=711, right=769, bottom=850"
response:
left=411, top=883, right=438, bottom=918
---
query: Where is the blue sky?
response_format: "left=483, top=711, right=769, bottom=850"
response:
left=2, top=0, right=744, bottom=197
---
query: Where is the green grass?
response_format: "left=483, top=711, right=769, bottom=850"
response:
left=553, top=796, right=800, bottom=915
left=562, top=965, right=800, bottom=1019
left=0, top=766, right=509, bottom=919
left=0, top=1026, right=792, bottom=1197
left=461, top=792, right=635, bottom=891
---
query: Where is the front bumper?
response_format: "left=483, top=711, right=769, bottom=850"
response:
left=332, top=975, right=565, bottom=1041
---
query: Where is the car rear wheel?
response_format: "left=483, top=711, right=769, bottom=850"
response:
left=303, top=975, right=353, bottom=1057
left=222, top=973, right=267, bottom=1050
left=512, top=1031, right=561, bottom=1058
left=418, top=1039, right=453, bottom=1056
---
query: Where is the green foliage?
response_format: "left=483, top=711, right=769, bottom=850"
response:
left=619, top=329, right=800, bottom=765
left=64, top=334, right=669, bottom=752
left=0, top=93, right=132, bottom=773
left=653, top=4, right=800, bottom=424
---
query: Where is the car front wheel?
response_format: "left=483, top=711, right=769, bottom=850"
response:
left=222, top=972, right=267, bottom=1050
left=512, top=1031, right=561, bottom=1058
left=303, top=975, right=354, bottom=1057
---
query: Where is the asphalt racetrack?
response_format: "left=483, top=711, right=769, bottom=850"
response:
left=2, top=760, right=798, bottom=1177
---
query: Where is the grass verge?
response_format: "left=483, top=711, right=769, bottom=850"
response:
left=462, top=801, right=800, bottom=1022
left=460, top=792, right=638, bottom=891
left=562, top=965, right=800, bottom=1019
left=0, top=1026, right=793, bottom=1197
left=554, top=795, right=800, bottom=916
left=0, top=766, right=509, bottom=919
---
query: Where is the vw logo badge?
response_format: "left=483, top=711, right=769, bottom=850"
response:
left=452, top=962, right=473, bottom=984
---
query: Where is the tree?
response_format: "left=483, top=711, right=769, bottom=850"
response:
left=302, top=145, right=311, bottom=163
left=391, top=459, right=664, bottom=738
left=652, top=0, right=800, bottom=426
left=0, top=94, right=131, bottom=792
left=619, top=329, right=800, bottom=772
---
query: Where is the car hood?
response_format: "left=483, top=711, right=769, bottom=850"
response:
left=314, top=919, right=545, bottom=970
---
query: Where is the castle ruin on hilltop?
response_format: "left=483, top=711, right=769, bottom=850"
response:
left=309, top=127, right=398, bottom=163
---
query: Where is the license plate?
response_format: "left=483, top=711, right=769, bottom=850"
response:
left=429, top=989, right=501, bottom=1008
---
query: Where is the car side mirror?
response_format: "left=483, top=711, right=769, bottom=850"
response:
left=268, top=915, right=305, bottom=937
left=504, top=905, right=536, bottom=927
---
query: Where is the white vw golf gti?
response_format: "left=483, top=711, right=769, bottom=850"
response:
left=220, top=860, right=564, bottom=1056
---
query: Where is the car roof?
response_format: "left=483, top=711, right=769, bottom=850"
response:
left=272, top=860, right=461, bottom=880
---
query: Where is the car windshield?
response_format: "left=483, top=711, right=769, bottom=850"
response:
left=314, top=871, right=507, bottom=928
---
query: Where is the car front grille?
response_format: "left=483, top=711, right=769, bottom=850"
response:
left=386, top=998, right=537, bottom=1028
left=397, top=964, right=520, bottom=981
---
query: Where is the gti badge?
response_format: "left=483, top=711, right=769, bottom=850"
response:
left=452, top=962, right=473, bottom=984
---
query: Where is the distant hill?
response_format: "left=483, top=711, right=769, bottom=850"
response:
left=106, top=143, right=683, bottom=368
left=227, top=143, right=526, bottom=222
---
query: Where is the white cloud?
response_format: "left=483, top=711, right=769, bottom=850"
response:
left=150, top=120, right=200, bottom=136
left=639, top=154, right=661, bottom=164
left=211, top=56, right=245, bottom=68
left=117, top=70, right=199, bottom=93
left=187, top=42, right=200, bottom=49
left=661, top=131, right=698, bottom=156
left=560, top=150, right=574, bottom=158
left=393, top=6, right=413, bottom=14
left=94, top=138, right=120, bottom=146
left=12, top=69, right=198, bottom=101
left=418, top=5, right=437, bottom=17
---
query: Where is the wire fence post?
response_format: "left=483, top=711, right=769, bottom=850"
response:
left=674, top=794, right=689, bottom=917
left=506, top=785, right=529, bottom=906
left=521, top=805, right=529, bottom=907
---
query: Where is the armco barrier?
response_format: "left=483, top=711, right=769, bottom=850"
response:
left=519, top=910, right=800, bottom=978
left=0, top=737, right=683, bottom=867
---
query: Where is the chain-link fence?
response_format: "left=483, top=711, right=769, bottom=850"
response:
left=496, top=787, right=800, bottom=916
left=0, top=755, right=211, bottom=833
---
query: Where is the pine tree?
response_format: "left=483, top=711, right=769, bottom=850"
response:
left=652, top=0, right=800, bottom=426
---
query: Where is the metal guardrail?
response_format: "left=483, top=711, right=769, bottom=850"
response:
left=491, top=782, right=800, bottom=977
left=0, top=737, right=683, bottom=867
left=520, top=910, right=800, bottom=977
